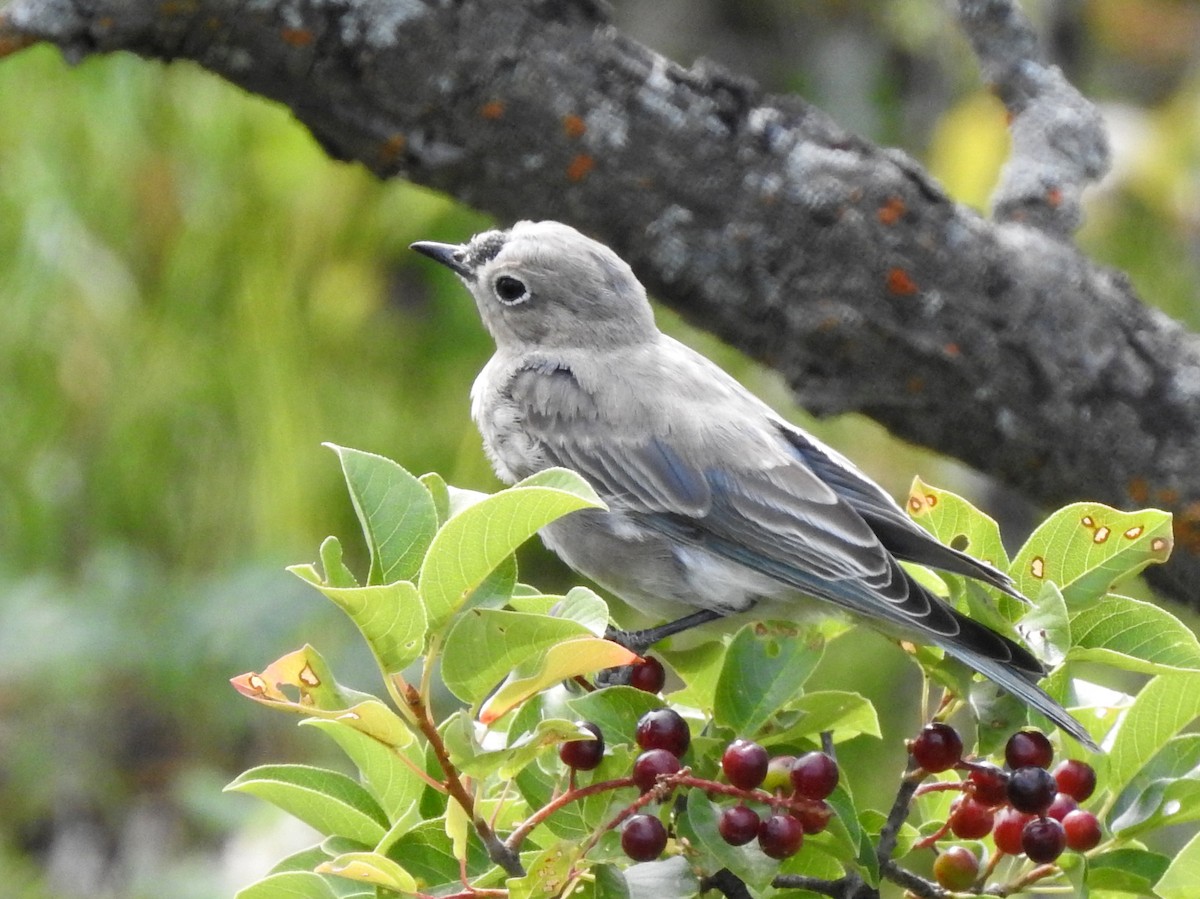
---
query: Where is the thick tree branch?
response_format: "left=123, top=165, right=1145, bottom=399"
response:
left=4, top=0, right=1199, bottom=606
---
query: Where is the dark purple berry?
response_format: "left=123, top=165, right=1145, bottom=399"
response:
left=632, top=748, right=681, bottom=794
left=721, top=739, right=770, bottom=790
left=993, top=807, right=1034, bottom=855
left=635, top=708, right=690, bottom=757
left=1007, top=765, right=1058, bottom=814
left=558, top=722, right=604, bottom=771
left=794, top=800, right=833, bottom=835
left=757, top=813, right=804, bottom=859
left=967, top=761, right=1010, bottom=806
left=1062, top=809, right=1102, bottom=852
left=790, top=751, right=839, bottom=801
left=1022, top=816, right=1067, bottom=864
left=629, top=656, right=667, bottom=693
left=718, top=805, right=760, bottom=846
left=622, top=814, right=668, bottom=861
left=949, top=795, right=994, bottom=839
left=911, top=722, right=963, bottom=773
left=1053, top=759, right=1097, bottom=802
left=1005, top=730, right=1054, bottom=770
left=934, top=845, right=979, bottom=891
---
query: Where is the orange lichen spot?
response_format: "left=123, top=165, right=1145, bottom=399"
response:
left=1030, top=556, right=1046, bottom=579
left=281, top=26, right=314, bottom=47
left=1158, top=488, right=1180, bottom=506
left=1123, top=526, right=1144, bottom=540
left=566, top=153, right=595, bottom=182
left=877, top=195, right=906, bottom=225
left=1128, top=477, right=1150, bottom=504
left=1093, top=526, right=1111, bottom=544
left=299, top=663, right=321, bottom=687
left=887, top=267, right=918, bottom=296
left=906, top=375, right=925, bottom=394
left=378, top=132, right=407, bottom=166
left=1081, top=515, right=1095, bottom=529
left=0, top=28, right=36, bottom=57
left=1176, top=503, right=1200, bottom=554
left=159, top=0, right=199, bottom=14
left=943, top=342, right=960, bottom=357
left=480, top=100, right=506, bottom=120
left=563, top=114, right=587, bottom=139
left=1046, top=186, right=1063, bottom=208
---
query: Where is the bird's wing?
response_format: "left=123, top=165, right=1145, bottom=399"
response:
left=508, top=362, right=1001, bottom=644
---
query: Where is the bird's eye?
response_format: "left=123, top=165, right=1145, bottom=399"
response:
left=493, top=275, right=529, bottom=305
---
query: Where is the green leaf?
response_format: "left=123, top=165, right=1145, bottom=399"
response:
left=1156, top=829, right=1200, bottom=899
left=679, top=789, right=779, bottom=891
left=758, top=690, right=881, bottom=745
left=457, top=718, right=595, bottom=779
left=235, top=872, right=340, bottom=899
left=225, top=764, right=388, bottom=847
left=714, top=623, right=824, bottom=735
left=440, top=607, right=598, bottom=706
left=1010, top=502, right=1173, bottom=605
left=567, top=687, right=665, bottom=748
left=383, top=820, right=490, bottom=886
left=507, top=843, right=579, bottom=899
left=304, top=580, right=426, bottom=675
left=906, top=477, right=1011, bottom=572
left=316, top=852, right=418, bottom=894
left=480, top=637, right=638, bottom=724
left=1067, top=593, right=1200, bottom=675
left=418, top=468, right=604, bottom=633
left=327, top=444, right=439, bottom=585
left=301, top=710, right=425, bottom=827
left=418, top=472, right=452, bottom=524
left=319, top=536, right=359, bottom=588
left=1107, top=672, right=1200, bottom=800
left=659, top=641, right=727, bottom=712
left=1019, top=581, right=1071, bottom=667
left=823, top=780, right=875, bottom=885
left=1109, top=733, right=1200, bottom=834
left=1086, top=847, right=1169, bottom=893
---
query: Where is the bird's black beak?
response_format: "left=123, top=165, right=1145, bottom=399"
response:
left=410, top=240, right=472, bottom=278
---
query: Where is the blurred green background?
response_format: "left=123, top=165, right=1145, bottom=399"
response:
left=1, top=1, right=1197, bottom=895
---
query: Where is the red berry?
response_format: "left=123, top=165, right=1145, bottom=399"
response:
left=635, top=708, right=690, bottom=757
left=629, top=656, right=667, bottom=693
left=1008, top=766, right=1058, bottom=814
left=1046, top=792, right=1078, bottom=822
left=790, top=751, right=839, bottom=800
left=1062, top=809, right=1102, bottom=852
left=1053, top=759, right=1097, bottom=802
left=622, top=814, right=668, bottom=861
left=794, top=800, right=834, bottom=834
left=993, top=807, right=1034, bottom=855
left=757, top=813, right=804, bottom=859
left=911, top=722, right=963, bottom=773
left=718, top=805, right=761, bottom=846
left=1022, top=816, right=1067, bottom=864
left=722, top=739, right=770, bottom=790
left=632, top=748, right=682, bottom=794
left=949, top=795, right=995, bottom=839
left=1005, top=730, right=1054, bottom=769
left=933, top=845, right=979, bottom=891
left=762, top=755, right=796, bottom=793
left=967, top=761, right=1010, bottom=806
left=558, top=722, right=604, bottom=771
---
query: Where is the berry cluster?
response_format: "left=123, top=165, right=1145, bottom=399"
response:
left=910, top=724, right=1102, bottom=888
left=557, top=705, right=840, bottom=863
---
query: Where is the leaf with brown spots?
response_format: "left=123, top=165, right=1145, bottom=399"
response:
left=1010, top=503, right=1174, bottom=605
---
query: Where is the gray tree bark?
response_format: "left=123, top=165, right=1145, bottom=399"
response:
left=3, top=0, right=1198, bottom=607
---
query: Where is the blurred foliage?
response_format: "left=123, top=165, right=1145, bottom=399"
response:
left=0, top=0, right=1198, bottom=895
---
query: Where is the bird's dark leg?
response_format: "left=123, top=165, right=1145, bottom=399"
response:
left=605, top=609, right=726, bottom=657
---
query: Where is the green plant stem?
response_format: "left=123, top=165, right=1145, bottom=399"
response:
left=984, top=863, right=1065, bottom=896
left=401, top=684, right=524, bottom=877
left=505, top=776, right=636, bottom=853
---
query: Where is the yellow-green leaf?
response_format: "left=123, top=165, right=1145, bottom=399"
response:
left=307, top=580, right=425, bottom=674
left=907, top=477, right=1010, bottom=572
left=317, top=851, right=418, bottom=893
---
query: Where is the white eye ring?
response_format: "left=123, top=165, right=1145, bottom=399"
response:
left=493, top=275, right=530, bottom=305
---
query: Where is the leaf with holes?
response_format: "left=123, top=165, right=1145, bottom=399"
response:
left=230, top=645, right=375, bottom=714
left=1010, top=502, right=1173, bottom=605
left=713, top=623, right=824, bottom=735
left=907, top=477, right=1011, bottom=573
left=327, top=444, right=439, bottom=585
left=418, top=468, right=604, bottom=634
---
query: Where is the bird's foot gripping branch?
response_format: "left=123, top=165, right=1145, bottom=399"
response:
left=229, top=445, right=1200, bottom=899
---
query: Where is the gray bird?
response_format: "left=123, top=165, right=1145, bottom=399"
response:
left=412, top=220, right=1096, bottom=749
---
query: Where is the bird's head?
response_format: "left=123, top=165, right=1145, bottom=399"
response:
left=412, top=220, right=657, bottom=350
